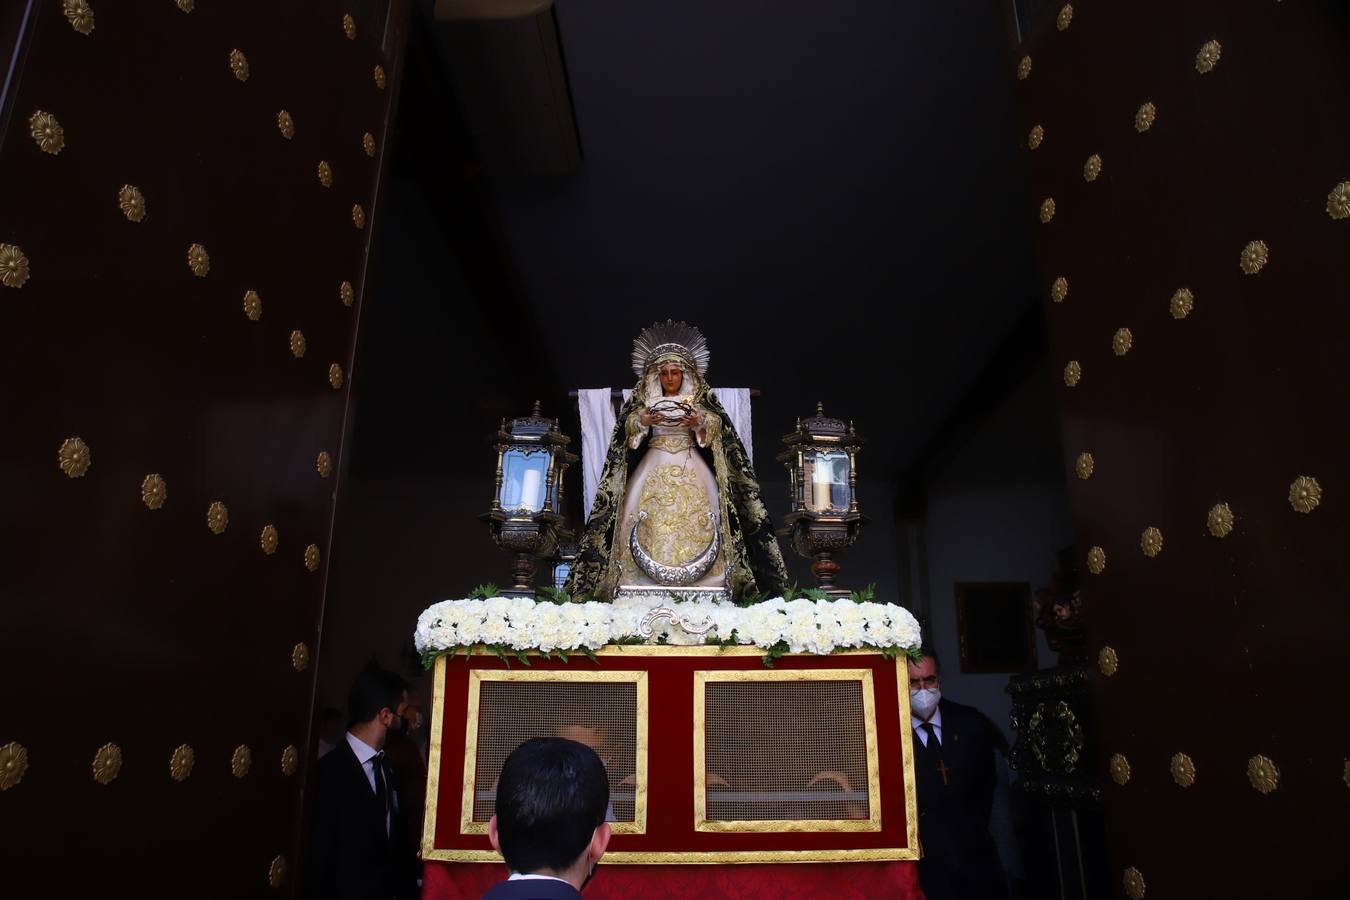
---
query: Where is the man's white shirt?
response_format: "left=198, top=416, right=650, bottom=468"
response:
left=345, top=732, right=393, bottom=835
left=912, top=706, right=943, bottom=747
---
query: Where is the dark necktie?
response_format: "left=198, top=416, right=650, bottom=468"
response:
left=372, top=751, right=390, bottom=838
left=920, top=722, right=940, bottom=748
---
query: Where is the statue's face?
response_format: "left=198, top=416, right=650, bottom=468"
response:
left=659, top=363, right=683, bottom=396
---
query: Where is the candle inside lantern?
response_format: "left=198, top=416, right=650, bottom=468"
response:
left=520, top=467, right=544, bottom=512
left=812, top=458, right=832, bottom=511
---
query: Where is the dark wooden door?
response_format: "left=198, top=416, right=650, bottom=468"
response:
left=0, top=1, right=405, bottom=894
left=1009, top=2, right=1350, bottom=897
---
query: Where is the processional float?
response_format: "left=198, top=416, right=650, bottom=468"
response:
left=417, top=323, right=925, bottom=898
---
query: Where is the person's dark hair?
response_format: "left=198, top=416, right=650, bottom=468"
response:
left=347, top=662, right=407, bottom=725
left=918, top=646, right=941, bottom=672
left=318, top=706, right=343, bottom=724
left=495, top=737, right=609, bottom=874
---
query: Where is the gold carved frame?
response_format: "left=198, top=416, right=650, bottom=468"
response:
left=421, top=648, right=920, bottom=865
left=693, top=668, right=882, bottom=833
left=456, top=668, right=649, bottom=836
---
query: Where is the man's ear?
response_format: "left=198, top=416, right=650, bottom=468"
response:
left=487, top=815, right=502, bottom=854
left=590, top=822, right=612, bottom=864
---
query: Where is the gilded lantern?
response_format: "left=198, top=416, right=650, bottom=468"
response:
left=482, top=402, right=577, bottom=597
left=776, top=403, right=865, bottom=596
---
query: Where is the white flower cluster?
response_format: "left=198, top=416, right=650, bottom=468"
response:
left=414, top=595, right=922, bottom=658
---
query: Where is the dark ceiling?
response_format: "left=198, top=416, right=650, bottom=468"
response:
left=352, top=0, right=1045, bottom=492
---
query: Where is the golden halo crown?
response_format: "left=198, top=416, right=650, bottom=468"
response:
left=631, top=320, right=710, bottom=378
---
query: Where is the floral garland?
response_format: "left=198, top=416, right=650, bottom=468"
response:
left=414, top=590, right=923, bottom=668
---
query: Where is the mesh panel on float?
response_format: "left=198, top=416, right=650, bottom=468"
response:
left=698, top=672, right=879, bottom=830
left=469, top=677, right=641, bottom=826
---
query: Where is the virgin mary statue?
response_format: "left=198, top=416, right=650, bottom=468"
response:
left=568, top=321, right=788, bottom=601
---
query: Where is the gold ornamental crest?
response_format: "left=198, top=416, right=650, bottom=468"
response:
left=207, top=501, right=229, bottom=535
left=1194, top=39, right=1221, bottom=75
left=59, top=436, right=92, bottom=478
left=0, top=741, right=29, bottom=791
left=290, top=330, right=307, bottom=359
left=118, top=185, right=146, bottom=223
left=292, top=642, right=310, bottom=672
left=1108, top=753, right=1131, bottom=786
left=1170, top=752, right=1196, bottom=788
left=316, top=451, right=333, bottom=478
left=0, top=243, right=30, bottom=289
left=187, top=243, right=210, bottom=277
left=63, top=0, right=95, bottom=35
left=1247, top=754, right=1279, bottom=794
left=374, top=65, right=387, bottom=89
left=1050, top=276, right=1067, bottom=303
left=328, top=363, right=344, bottom=389
left=352, top=204, right=366, bottom=229
left=1112, top=327, right=1132, bottom=356
left=1016, top=55, right=1031, bottom=80
left=1063, top=360, right=1081, bottom=387
left=92, top=742, right=122, bottom=784
left=231, top=744, right=252, bottom=778
left=340, top=280, right=355, bottom=306
left=1027, top=125, right=1043, bottom=150
left=317, top=160, right=333, bottom=188
left=1240, top=240, right=1268, bottom=275
left=1038, top=197, right=1055, bottom=223
left=1056, top=4, right=1073, bottom=31
left=141, top=473, right=167, bottom=510
left=277, top=110, right=295, bottom=141
left=1170, top=287, right=1193, bottom=319
left=1097, top=646, right=1118, bottom=677
left=244, top=290, right=262, bottom=321
left=343, top=14, right=357, bottom=40
left=260, top=524, right=279, bottom=556
left=1207, top=503, right=1233, bottom=538
left=304, top=543, right=321, bottom=572
left=1134, top=101, right=1156, bottom=133
left=1327, top=181, right=1350, bottom=220
left=1074, top=452, right=1094, bottom=480
left=29, top=110, right=65, bottom=155
left=169, top=744, right=195, bottom=781
left=1140, top=526, right=1163, bottom=558
left=1082, top=153, right=1101, bottom=183
left=1086, top=545, right=1106, bottom=575
left=1123, top=866, right=1146, bottom=900
left=229, top=49, right=250, bottom=82
left=281, top=744, right=299, bottom=776
left=1288, top=475, right=1321, bottom=513
left=269, top=855, right=287, bottom=888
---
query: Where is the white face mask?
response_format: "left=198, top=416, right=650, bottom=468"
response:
left=910, top=687, right=941, bottom=719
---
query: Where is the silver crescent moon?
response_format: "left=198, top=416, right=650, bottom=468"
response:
left=629, top=509, right=721, bottom=586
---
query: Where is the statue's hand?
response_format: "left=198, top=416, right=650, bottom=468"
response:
left=638, top=410, right=654, bottom=427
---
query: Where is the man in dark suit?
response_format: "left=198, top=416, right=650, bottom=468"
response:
left=909, top=647, right=1009, bottom=900
left=482, top=737, right=612, bottom=900
left=307, top=663, right=418, bottom=900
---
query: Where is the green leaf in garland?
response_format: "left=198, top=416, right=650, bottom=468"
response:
left=849, top=583, right=877, bottom=603
left=469, top=582, right=502, bottom=599
left=801, top=587, right=830, bottom=601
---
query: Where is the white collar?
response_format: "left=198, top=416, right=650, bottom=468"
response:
left=912, top=705, right=942, bottom=732
left=507, top=874, right=573, bottom=884
left=346, top=731, right=380, bottom=765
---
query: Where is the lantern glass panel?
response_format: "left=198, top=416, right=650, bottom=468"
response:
left=807, top=449, right=850, bottom=512
left=501, top=447, right=549, bottom=513
left=552, top=561, right=571, bottom=592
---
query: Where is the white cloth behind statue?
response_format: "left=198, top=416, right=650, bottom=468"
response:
left=713, top=388, right=753, bottom=464
left=576, top=387, right=753, bottom=523
left=578, top=388, right=616, bottom=522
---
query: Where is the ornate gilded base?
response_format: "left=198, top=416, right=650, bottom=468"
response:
left=613, top=584, right=730, bottom=605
